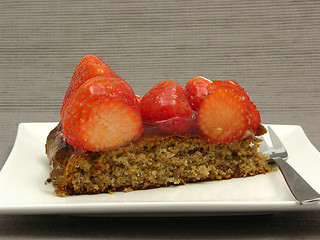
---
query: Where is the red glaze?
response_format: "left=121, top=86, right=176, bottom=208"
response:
left=140, top=80, right=196, bottom=135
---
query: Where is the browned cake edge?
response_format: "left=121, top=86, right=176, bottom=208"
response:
left=45, top=123, right=270, bottom=196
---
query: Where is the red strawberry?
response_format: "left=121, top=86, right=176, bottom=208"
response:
left=247, top=101, right=261, bottom=131
left=61, top=76, right=142, bottom=151
left=210, top=80, right=247, bottom=98
left=61, top=55, right=122, bottom=114
left=184, top=76, right=213, bottom=110
left=224, top=86, right=261, bottom=132
left=140, top=80, right=196, bottom=135
left=197, top=87, right=249, bottom=143
left=210, top=81, right=261, bottom=132
left=185, top=78, right=249, bottom=110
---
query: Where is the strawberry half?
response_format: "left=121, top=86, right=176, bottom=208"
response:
left=61, top=76, right=142, bottom=151
left=185, top=77, right=249, bottom=110
left=184, top=76, right=213, bottom=110
left=210, top=80, right=247, bottom=98
left=140, top=80, right=196, bottom=135
left=247, top=100, right=261, bottom=132
left=197, top=87, right=249, bottom=144
left=211, top=80, right=261, bottom=132
left=61, top=55, right=122, bottom=114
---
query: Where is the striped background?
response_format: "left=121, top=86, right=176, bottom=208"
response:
left=1, top=1, right=320, bottom=238
left=1, top=0, right=319, bottom=167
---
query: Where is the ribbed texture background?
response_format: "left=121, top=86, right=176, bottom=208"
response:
left=1, top=1, right=320, bottom=237
left=1, top=0, right=319, bottom=164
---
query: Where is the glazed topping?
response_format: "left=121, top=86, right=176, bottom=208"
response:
left=140, top=80, right=196, bottom=135
left=61, top=76, right=143, bottom=152
left=60, top=55, right=262, bottom=151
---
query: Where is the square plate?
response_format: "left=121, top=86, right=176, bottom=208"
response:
left=0, top=123, right=319, bottom=216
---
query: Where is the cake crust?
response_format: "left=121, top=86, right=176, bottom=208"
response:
left=45, top=123, right=270, bottom=196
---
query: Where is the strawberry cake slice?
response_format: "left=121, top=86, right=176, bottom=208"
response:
left=45, top=55, right=270, bottom=196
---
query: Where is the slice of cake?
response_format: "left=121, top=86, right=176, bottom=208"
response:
left=45, top=55, right=270, bottom=196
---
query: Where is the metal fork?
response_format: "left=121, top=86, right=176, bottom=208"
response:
left=260, top=126, right=320, bottom=205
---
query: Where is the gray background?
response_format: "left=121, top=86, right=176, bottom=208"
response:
left=1, top=0, right=319, bottom=239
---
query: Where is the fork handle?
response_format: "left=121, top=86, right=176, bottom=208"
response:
left=273, top=157, right=320, bottom=204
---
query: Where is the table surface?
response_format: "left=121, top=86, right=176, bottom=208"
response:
left=1, top=0, right=319, bottom=239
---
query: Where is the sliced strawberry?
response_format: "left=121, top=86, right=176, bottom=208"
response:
left=140, top=80, right=196, bottom=135
left=61, top=55, right=122, bottom=114
left=61, top=76, right=142, bottom=151
left=211, top=81, right=261, bottom=132
left=184, top=76, right=213, bottom=110
left=184, top=78, right=249, bottom=111
left=197, top=87, right=249, bottom=143
left=210, top=80, right=247, bottom=97
left=247, top=100, right=261, bottom=132
left=226, top=87, right=261, bottom=132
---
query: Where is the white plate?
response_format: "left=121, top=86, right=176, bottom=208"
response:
left=0, top=123, right=319, bottom=216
